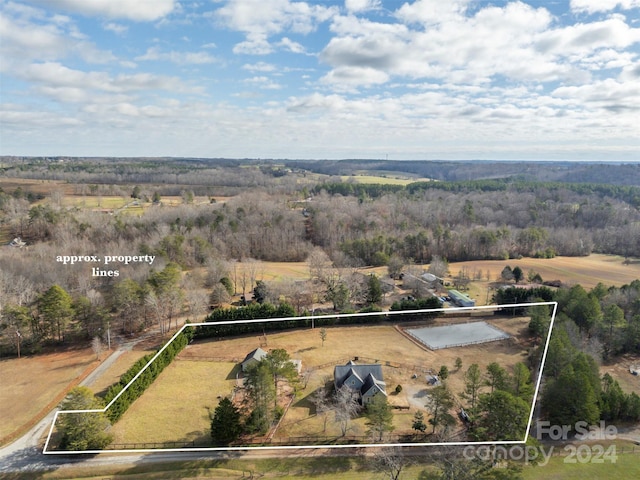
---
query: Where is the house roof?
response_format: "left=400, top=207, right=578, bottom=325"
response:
left=362, top=372, right=387, bottom=398
left=241, top=347, right=267, bottom=365
left=334, top=362, right=385, bottom=393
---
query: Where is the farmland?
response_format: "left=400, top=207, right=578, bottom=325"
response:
left=0, top=348, right=97, bottom=444
left=106, top=316, right=531, bottom=446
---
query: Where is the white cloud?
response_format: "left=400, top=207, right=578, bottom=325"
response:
left=320, top=65, right=389, bottom=88
left=20, top=0, right=177, bottom=21
left=216, top=0, right=338, bottom=55
left=19, top=62, right=188, bottom=95
left=242, top=61, right=277, bottom=72
left=135, top=46, right=218, bottom=65
left=395, top=0, right=472, bottom=25
left=278, top=37, right=306, bottom=53
left=0, top=7, right=117, bottom=64
left=345, top=0, right=381, bottom=13
left=321, top=2, right=559, bottom=87
left=570, top=0, right=640, bottom=14
left=103, top=22, right=128, bottom=35
left=244, top=76, right=283, bottom=90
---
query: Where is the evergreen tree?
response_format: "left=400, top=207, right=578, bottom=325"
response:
left=244, top=362, right=276, bottom=434
left=426, top=384, right=455, bottom=435
left=38, top=284, right=73, bottom=342
left=365, top=395, right=394, bottom=442
left=476, top=390, right=529, bottom=441
left=461, top=363, right=483, bottom=414
left=58, top=387, right=113, bottom=450
left=366, top=274, right=383, bottom=305
left=211, top=397, right=242, bottom=445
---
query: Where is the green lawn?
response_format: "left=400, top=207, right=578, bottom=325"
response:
left=15, top=449, right=640, bottom=480
left=522, top=450, right=640, bottom=479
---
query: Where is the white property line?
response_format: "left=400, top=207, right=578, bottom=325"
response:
left=43, top=302, right=557, bottom=454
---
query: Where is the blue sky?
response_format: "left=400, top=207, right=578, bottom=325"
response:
left=1, top=0, right=639, bottom=160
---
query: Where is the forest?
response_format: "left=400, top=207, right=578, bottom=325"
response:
left=1, top=158, right=639, bottom=461
left=0, top=157, right=639, bottom=353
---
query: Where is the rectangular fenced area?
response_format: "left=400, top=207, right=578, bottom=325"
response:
left=406, top=321, right=510, bottom=350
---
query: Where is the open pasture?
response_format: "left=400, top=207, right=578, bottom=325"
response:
left=448, top=254, right=640, bottom=290
left=110, top=317, right=530, bottom=445
left=107, top=360, right=237, bottom=445
left=0, top=348, right=96, bottom=444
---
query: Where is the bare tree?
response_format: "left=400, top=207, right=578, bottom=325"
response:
left=333, top=384, right=360, bottom=437
left=373, top=446, right=410, bottom=480
left=307, top=247, right=332, bottom=283
left=311, top=384, right=331, bottom=432
left=91, top=336, right=103, bottom=360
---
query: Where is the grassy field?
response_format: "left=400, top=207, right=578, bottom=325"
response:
left=339, top=174, right=433, bottom=185
left=521, top=449, right=640, bottom=480
left=13, top=448, right=640, bottom=479
left=108, top=360, right=237, bottom=445
left=0, top=348, right=97, bottom=444
left=108, top=318, right=529, bottom=445
left=448, top=254, right=640, bottom=291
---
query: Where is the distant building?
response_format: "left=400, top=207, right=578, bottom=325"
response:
left=240, top=347, right=302, bottom=374
left=240, top=347, right=267, bottom=372
left=448, top=289, right=476, bottom=307
left=9, top=237, right=26, bottom=248
left=334, top=360, right=387, bottom=405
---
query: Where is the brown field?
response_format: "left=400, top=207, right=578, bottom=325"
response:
left=108, top=360, right=237, bottom=445
left=109, top=317, right=531, bottom=445
left=448, top=254, right=640, bottom=290
left=0, top=348, right=97, bottom=444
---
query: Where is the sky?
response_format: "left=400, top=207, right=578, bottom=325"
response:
left=1, top=0, right=639, bottom=161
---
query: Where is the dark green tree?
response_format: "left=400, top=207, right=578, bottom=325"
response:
left=58, top=386, right=113, bottom=450
left=476, top=390, right=529, bottom=441
left=365, top=395, right=394, bottom=442
left=263, top=348, right=299, bottom=406
left=210, top=397, right=242, bottom=445
left=601, top=304, right=625, bottom=359
left=485, top=362, right=509, bottom=393
left=426, top=384, right=455, bottom=435
left=412, top=411, right=427, bottom=434
left=461, top=363, right=483, bottom=414
left=512, top=266, right=523, bottom=283
left=510, top=362, right=533, bottom=402
left=366, top=274, right=383, bottom=305
left=244, top=361, right=276, bottom=434
left=253, top=280, right=269, bottom=304
left=543, top=364, right=601, bottom=428
left=528, top=302, right=551, bottom=341
left=38, top=284, right=73, bottom=342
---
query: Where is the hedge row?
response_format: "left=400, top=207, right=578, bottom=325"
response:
left=102, top=327, right=194, bottom=423
left=194, top=303, right=388, bottom=340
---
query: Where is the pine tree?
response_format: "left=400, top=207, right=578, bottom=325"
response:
left=211, top=397, right=242, bottom=445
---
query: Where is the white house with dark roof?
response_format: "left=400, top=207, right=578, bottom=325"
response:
left=334, top=360, right=387, bottom=405
left=240, top=347, right=267, bottom=372
left=240, top=347, right=303, bottom=374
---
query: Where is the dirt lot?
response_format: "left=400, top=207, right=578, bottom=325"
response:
left=601, top=354, right=640, bottom=395
left=109, top=317, right=531, bottom=445
left=0, top=348, right=97, bottom=444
